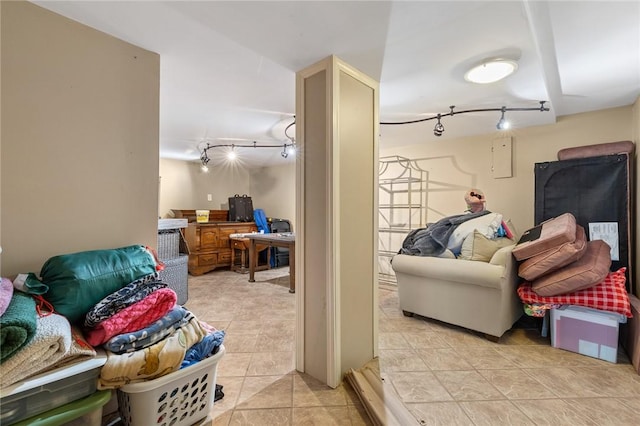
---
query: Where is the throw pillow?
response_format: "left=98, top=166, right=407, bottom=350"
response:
left=447, top=212, right=503, bottom=253
left=459, top=230, right=514, bottom=262
left=518, top=225, right=588, bottom=281
left=531, top=239, right=611, bottom=297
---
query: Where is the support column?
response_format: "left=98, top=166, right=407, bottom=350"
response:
left=295, top=56, right=379, bottom=387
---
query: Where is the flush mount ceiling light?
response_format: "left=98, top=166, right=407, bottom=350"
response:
left=464, top=58, right=518, bottom=84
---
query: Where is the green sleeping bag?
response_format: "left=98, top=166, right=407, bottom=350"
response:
left=39, top=245, right=158, bottom=324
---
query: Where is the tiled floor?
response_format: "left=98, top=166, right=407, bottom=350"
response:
left=185, top=268, right=640, bottom=426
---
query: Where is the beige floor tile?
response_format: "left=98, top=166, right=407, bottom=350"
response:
left=617, top=396, right=640, bottom=411
left=455, top=346, right=518, bottom=369
left=401, top=331, right=450, bottom=349
left=512, top=398, right=599, bottom=425
left=378, top=349, right=429, bottom=372
left=433, top=370, right=505, bottom=401
left=187, top=271, right=640, bottom=425
left=209, top=409, right=232, bottom=426
left=255, top=332, right=295, bottom=352
left=415, top=348, right=475, bottom=371
left=378, top=332, right=411, bottom=349
left=229, top=408, right=292, bottom=425
left=387, top=371, right=453, bottom=403
left=225, top=320, right=263, bottom=336
left=212, top=376, right=244, bottom=412
left=406, top=402, right=474, bottom=425
left=246, top=351, right=295, bottom=376
left=293, top=373, right=349, bottom=407
left=236, top=375, right=293, bottom=409
left=559, top=397, right=639, bottom=426
left=292, top=406, right=352, bottom=425
left=217, top=352, right=252, bottom=377
left=223, top=334, right=258, bottom=353
left=523, top=367, right=628, bottom=398
left=477, top=369, right=556, bottom=400
left=459, top=400, right=534, bottom=425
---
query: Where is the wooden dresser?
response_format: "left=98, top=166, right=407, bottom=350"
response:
left=171, top=209, right=257, bottom=275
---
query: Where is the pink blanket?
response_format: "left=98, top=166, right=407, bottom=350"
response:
left=86, top=288, right=176, bottom=346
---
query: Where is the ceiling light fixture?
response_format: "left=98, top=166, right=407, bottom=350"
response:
left=464, top=58, right=518, bottom=84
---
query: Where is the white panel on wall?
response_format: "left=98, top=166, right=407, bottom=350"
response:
left=492, top=136, right=512, bottom=178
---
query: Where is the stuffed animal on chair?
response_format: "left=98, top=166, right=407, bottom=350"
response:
left=464, top=189, right=486, bottom=213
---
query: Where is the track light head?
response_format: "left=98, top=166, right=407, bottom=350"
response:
left=281, top=149, right=288, bottom=158
left=433, top=114, right=445, bottom=137
left=496, top=106, right=510, bottom=130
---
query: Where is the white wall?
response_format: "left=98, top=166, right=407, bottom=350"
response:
left=1, top=1, right=160, bottom=278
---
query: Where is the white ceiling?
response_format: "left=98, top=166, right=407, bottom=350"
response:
left=34, top=1, right=640, bottom=167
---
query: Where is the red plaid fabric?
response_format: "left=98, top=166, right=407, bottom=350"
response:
left=518, top=268, right=632, bottom=317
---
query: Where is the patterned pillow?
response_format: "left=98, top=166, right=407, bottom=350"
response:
left=517, top=268, right=631, bottom=317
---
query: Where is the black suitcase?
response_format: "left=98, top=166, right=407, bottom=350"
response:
left=534, top=153, right=633, bottom=292
left=228, top=194, right=254, bottom=222
left=269, top=219, right=291, bottom=267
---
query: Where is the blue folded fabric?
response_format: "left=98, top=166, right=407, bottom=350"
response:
left=181, top=330, right=225, bottom=369
left=104, top=306, right=190, bottom=354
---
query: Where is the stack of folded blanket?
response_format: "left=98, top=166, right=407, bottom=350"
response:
left=79, top=272, right=224, bottom=389
left=0, top=277, right=96, bottom=387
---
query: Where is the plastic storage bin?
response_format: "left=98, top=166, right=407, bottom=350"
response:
left=117, top=345, right=225, bottom=426
left=0, top=354, right=107, bottom=425
left=12, top=389, right=112, bottom=426
left=158, top=254, right=189, bottom=305
left=551, top=305, right=625, bottom=363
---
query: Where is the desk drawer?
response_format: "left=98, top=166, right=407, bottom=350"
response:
left=198, top=253, right=218, bottom=266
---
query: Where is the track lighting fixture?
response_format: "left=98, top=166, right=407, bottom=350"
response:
left=496, top=106, right=510, bottom=130
left=197, top=118, right=296, bottom=170
left=433, top=114, right=445, bottom=137
left=381, top=101, right=549, bottom=134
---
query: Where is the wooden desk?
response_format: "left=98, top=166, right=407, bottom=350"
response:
left=246, top=233, right=296, bottom=293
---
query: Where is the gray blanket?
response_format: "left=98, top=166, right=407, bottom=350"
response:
left=399, top=211, right=490, bottom=257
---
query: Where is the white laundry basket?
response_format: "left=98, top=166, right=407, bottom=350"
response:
left=116, top=345, right=225, bottom=426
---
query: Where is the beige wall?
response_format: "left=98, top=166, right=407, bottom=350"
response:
left=634, top=97, right=640, bottom=297
left=380, top=106, right=635, bottom=234
left=159, top=158, right=251, bottom=218
left=159, top=158, right=295, bottom=227
left=1, top=1, right=160, bottom=277
left=249, top=164, right=296, bottom=229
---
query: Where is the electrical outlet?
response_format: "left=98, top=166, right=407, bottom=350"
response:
left=207, top=194, right=212, bottom=201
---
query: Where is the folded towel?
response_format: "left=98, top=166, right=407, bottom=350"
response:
left=0, top=313, right=71, bottom=386
left=85, top=288, right=177, bottom=346
left=98, top=315, right=208, bottom=389
left=181, top=329, right=225, bottom=369
left=104, top=306, right=190, bottom=354
left=84, top=273, right=162, bottom=328
left=0, top=277, right=14, bottom=316
left=0, top=291, right=37, bottom=363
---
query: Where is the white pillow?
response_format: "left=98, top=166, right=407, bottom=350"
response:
left=446, top=213, right=503, bottom=253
